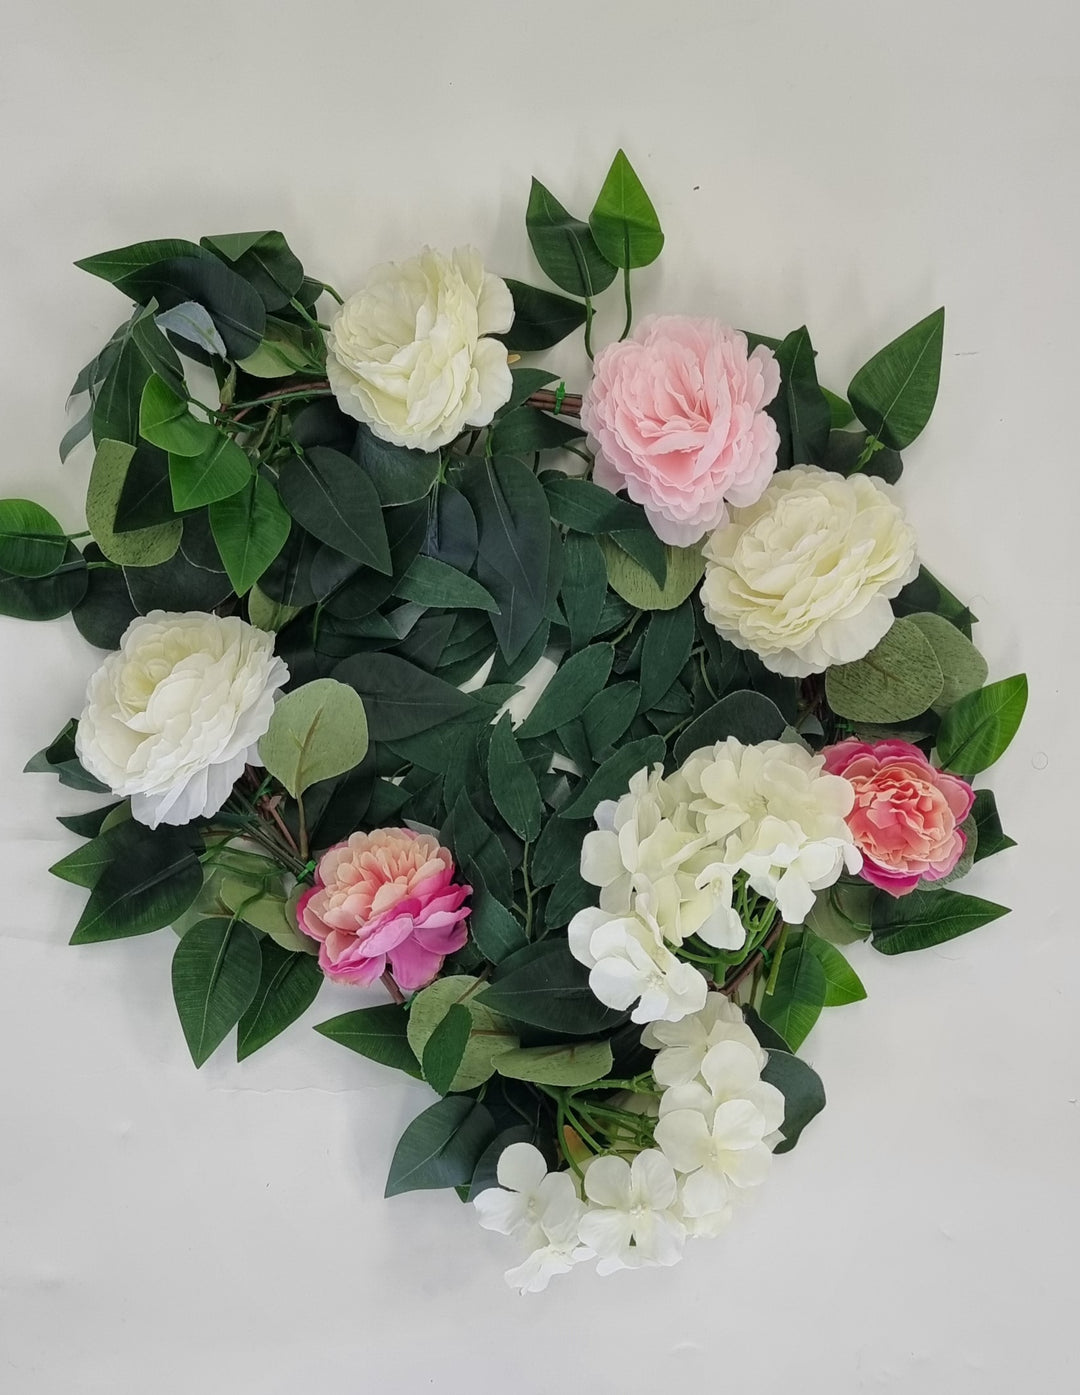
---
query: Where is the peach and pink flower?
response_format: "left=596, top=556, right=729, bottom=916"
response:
left=580, top=316, right=781, bottom=546
left=297, top=828, right=471, bottom=991
left=822, top=739, right=975, bottom=897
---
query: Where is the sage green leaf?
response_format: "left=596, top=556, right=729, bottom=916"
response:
left=86, top=439, right=182, bottom=567
left=236, top=940, right=323, bottom=1060
left=258, top=678, right=369, bottom=797
left=421, top=1004, right=474, bottom=1096
left=70, top=822, right=203, bottom=944
left=935, top=674, right=1028, bottom=776
left=526, top=178, right=617, bottom=298
left=0, top=499, right=68, bottom=577
left=139, top=375, right=217, bottom=456
left=487, top=713, right=543, bottom=841
left=247, top=585, right=302, bottom=632
left=600, top=536, right=705, bottom=611
left=171, top=919, right=262, bottom=1067
left=278, top=447, right=391, bottom=571
left=542, top=474, right=648, bottom=534
left=497, top=280, right=587, bottom=353
left=848, top=307, right=945, bottom=450
left=907, top=611, right=988, bottom=712
left=384, top=1096, right=495, bottom=1197
left=406, top=975, right=518, bottom=1092
left=169, top=434, right=252, bottom=511
left=971, top=788, right=1016, bottom=862
left=209, top=473, right=290, bottom=594
left=672, top=690, right=786, bottom=764
left=478, top=941, right=627, bottom=1035
left=608, top=527, right=668, bottom=587
left=825, top=618, right=944, bottom=723
left=801, top=930, right=867, bottom=1005
left=559, top=735, right=666, bottom=820
left=0, top=543, right=87, bottom=620
left=236, top=325, right=313, bottom=377
left=517, top=643, right=614, bottom=738
left=805, top=887, right=869, bottom=947
left=758, top=934, right=828, bottom=1051
left=333, top=651, right=480, bottom=739
left=155, top=301, right=228, bottom=358
left=871, top=887, right=1009, bottom=955
left=395, top=554, right=497, bottom=612
left=761, top=1050, right=826, bottom=1154
left=638, top=602, right=695, bottom=712
left=588, top=148, right=664, bottom=269
left=496, top=1039, right=613, bottom=1088
left=314, top=1003, right=421, bottom=1079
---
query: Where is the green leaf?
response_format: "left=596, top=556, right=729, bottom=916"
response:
left=384, top=1096, right=495, bottom=1197
left=971, top=788, right=1016, bottom=863
left=672, top=690, right=786, bottom=764
left=333, top=651, right=480, bottom=740
left=209, top=474, right=290, bottom=594
left=86, top=439, right=182, bottom=567
left=258, top=678, right=369, bottom=797
left=154, top=301, right=227, bottom=358
left=24, top=718, right=108, bottom=792
left=935, top=674, right=1028, bottom=776
left=201, top=230, right=304, bottom=312
left=758, top=934, right=828, bottom=1051
left=459, top=456, right=551, bottom=662
left=825, top=618, right=944, bottom=723
left=468, top=885, right=529, bottom=964
left=588, top=148, right=664, bottom=269
left=496, top=1039, right=613, bottom=1087
left=823, top=427, right=903, bottom=485
left=530, top=815, right=582, bottom=888
left=421, top=1004, right=474, bottom=1096
left=823, top=389, right=856, bottom=430
left=599, top=536, right=705, bottom=611
left=443, top=791, right=514, bottom=907
left=517, top=643, right=614, bottom=738
left=581, top=681, right=640, bottom=758
left=526, top=177, right=617, bottom=298
left=352, top=423, right=440, bottom=505
left=278, top=448, right=391, bottom=571
left=171, top=919, right=263, bottom=1067
left=892, top=565, right=975, bottom=637
left=76, top=238, right=207, bottom=284
left=801, top=930, right=867, bottom=1006
left=761, top=1050, right=827, bottom=1154
left=71, top=546, right=139, bottom=649
left=906, top=611, right=988, bottom=713
left=406, top=976, right=518, bottom=1092
left=558, top=735, right=667, bottom=820
left=314, top=1003, right=421, bottom=1079
left=168, top=434, right=252, bottom=511
left=490, top=405, right=584, bottom=456
left=0, top=499, right=68, bottom=577
left=236, top=941, right=322, bottom=1060
left=638, top=602, right=695, bottom=713
left=70, top=822, right=203, bottom=944
left=559, top=532, right=608, bottom=652
left=0, top=543, right=87, bottom=620
left=848, top=307, right=945, bottom=451
left=114, top=254, right=267, bottom=360
left=496, top=280, right=587, bottom=353
left=138, top=375, right=217, bottom=456
left=478, top=940, right=627, bottom=1035
left=394, top=554, right=497, bottom=612
left=771, top=326, right=831, bottom=468
left=487, top=713, right=543, bottom=841
left=608, top=528, right=668, bottom=587
left=542, top=474, right=648, bottom=534
left=50, top=826, right=127, bottom=888
left=871, top=887, right=1009, bottom=955
left=247, top=585, right=302, bottom=633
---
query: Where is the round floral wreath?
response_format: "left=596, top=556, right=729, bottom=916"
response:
left=3, top=152, right=1026, bottom=1292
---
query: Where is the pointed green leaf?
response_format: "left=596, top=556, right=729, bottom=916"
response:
left=588, top=148, right=664, bottom=269
left=169, top=434, right=252, bottom=511
left=333, top=652, right=480, bottom=740
left=171, top=919, right=262, bottom=1067
left=278, top=447, right=391, bottom=571
left=558, top=735, right=666, bottom=820
left=487, top=713, right=543, bottom=841
left=496, top=280, right=587, bottom=353
left=70, top=822, right=203, bottom=944
left=871, top=887, right=1009, bottom=955
left=394, top=554, right=498, bottom=612
left=638, top=602, right=695, bottom=712
left=761, top=1049, right=826, bottom=1154
left=314, top=1003, right=421, bottom=1079
left=421, top=1004, right=474, bottom=1096
left=234, top=942, right=322, bottom=1060
left=935, top=674, right=1028, bottom=776
left=384, top=1096, right=495, bottom=1197
left=971, top=788, right=1016, bottom=863
left=801, top=930, right=867, bottom=1006
left=848, top=307, right=945, bottom=450
left=771, top=325, right=831, bottom=467
left=139, top=375, right=218, bottom=456
left=517, top=643, right=613, bottom=738
left=406, top=976, right=518, bottom=1093
left=526, top=177, right=617, bottom=298
left=758, top=934, right=828, bottom=1051
left=209, top=473, right=290, bottom=594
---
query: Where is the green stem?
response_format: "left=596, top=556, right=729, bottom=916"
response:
left=583, top=296, right=596, bottom=361
left=764, top=921, right=791, bottom=996
left=619, top=265, right=633, bottom=340
left=521, top=841, right=536, bottom=938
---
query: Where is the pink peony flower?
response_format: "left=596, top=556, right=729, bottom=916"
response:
left=822, top=739, right=975, bottom=897
left=297, top=828, right=471, bottom=991
left=580, top=316, right=781, bottom=546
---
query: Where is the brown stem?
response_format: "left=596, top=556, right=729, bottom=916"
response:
left=720, top=919, right=785, bottom=1000
left=231, top=379, right=332, bottom=423
left=258, top=794, right=301, bottom=858
left=526, top=389, right=583, bottom=419
left=381, top=971, right=405, bottom=1005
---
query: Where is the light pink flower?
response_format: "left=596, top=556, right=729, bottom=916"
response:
left=297, top=828, right=471, bottom=991
left=822, top=739, right=975, bottom=897
left=580, top=316, right=781, bottom=546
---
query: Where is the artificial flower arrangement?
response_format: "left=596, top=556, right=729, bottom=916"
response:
left=1, top=151, right=1027, bottom=1292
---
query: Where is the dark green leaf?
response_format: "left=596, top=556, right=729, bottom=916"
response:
left=871, top=887, right=1009, bottom=955
left=581, top=681, right=640, bottom=758
left=0, top=499, right=68, bottom=577
left=278, top=447, right=391, bottom=571
left=443, top=790, right=514, bottom=907
left=422, top=1003, right=473, bottom=1096
left=848, top=308, right=945, bottom=451
left=761, top=1050, right=827, bottom=1154
left=333, top=651, right=479, bottom=739
left=115, top=255, right=266, bottom=360
left=526, top=178, right=617, bottom=298
left=71, top=822, right=203, bottom=944
left=935, top=675, right=1028, bottom=776
left=24, top=718, right=108, bottom=792
left=75, top=238, right=207, bottom=284
left=559, top=532, right=607, bottom=652
left=518, top=643, right=613, bottom=738
left=771, top=326, right=830, bottom=468
left=758, top=934, right=828, bottom=1051
left=171, top=919, right=261, bottom=1067
left=384, top=1096, right=495, bottom=1197
left=490, top=405, right=584, bottom=456
left=201, top=230, right=304, bottom=312
left=352, top=424, right=440, bottom=506
left=395, top=554, right=497, bottom=612
left=893, top=566, right=975, bottom=637
left=124, top=543, right=231, bottom=614
left=971, top=788, right=1017, bottom=863
left=801, top=930, right=867, bottom=1006
left=823, top=427, right=903, bottom=484
left=610, top=527, right=668, bottom=588
left=559, top=735, right=666, bottom=819
left=496, top=280, right=587, bottom=352
left=478, top=940, right=627, bottom=1035
left=469, top=884, right=529, bottom=964
left=0, top=543, right=86, bottom=620
left=637, top=602, right=694, bottom=712
left=236, top=941, right=323, bottom=1060
left=542, top=473, right=646, bottom=534
left=530, top=815, right=582, bottom=888
left=672, top=690, right=786, bottom=764
left=314, top=1003, right=421, bottom=1079
left=487, top=714, right=543, bottom=841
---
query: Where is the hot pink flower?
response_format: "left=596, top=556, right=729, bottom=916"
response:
left=822, top=739, right=975, bottom=897
left=580, top=316, right=781, bottom=546
left=297, top=828, right=471, bottom=991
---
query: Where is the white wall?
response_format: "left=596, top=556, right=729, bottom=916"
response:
left=0, top=2, right=1076, bottom=1391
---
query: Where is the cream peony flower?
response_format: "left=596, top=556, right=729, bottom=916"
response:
left=76, top=611, right=288, bottom=829
left=326, top=245, right=514, bottom=452
left=700, top=464, right=919, bottom=677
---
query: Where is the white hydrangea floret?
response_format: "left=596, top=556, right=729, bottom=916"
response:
left=577, top=1150, right=686, bottom=1275
left=642, top=992, right=766, bottom=1088
left=567, top=906, right=708, bottom=1024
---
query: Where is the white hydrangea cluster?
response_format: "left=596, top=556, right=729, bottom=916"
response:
left=568, top=740, right=860, bottom=1024
left=474, top=997, right=785, bottom=1292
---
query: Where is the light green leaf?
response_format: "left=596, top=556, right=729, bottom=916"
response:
left=758, top=934, right=828, bottom=1051
left=406, top=975, right=518, bottom=1092
left=906, top=611, right=988, bottom=713
left=495, top=1039, right=613, bottom=1088
left=86, top=439, right=182, bottom=567
left=258, top=678, right=369, bottom=797
left=168, top=434, right=252, bottom=511
left=825, top=618, right=944, bottom=723
left=801, top=930, right=867, bottom=1005
left=209, top=473, right=290, bottom=594
left=247, top=585, right=303, bottom=632
left=588, top=148, right=664, bottom=269
left=935, top=674, right=1028, bottom=776
left=139, top=375, right=218, bottom=457
left=848, top=308, right=945, bottom=451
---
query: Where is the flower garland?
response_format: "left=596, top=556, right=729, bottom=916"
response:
left=1, top=151, right=1026, bottom=1292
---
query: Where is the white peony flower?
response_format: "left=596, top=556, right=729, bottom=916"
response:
left=642, top=993, right=765, bottom=1088
left=567, top=906, right=708, bottom=1024
left=578, top=1150, right=686, bottom=1274
left=76, top=611, right=288, bottom=829
left=700, top=464, right=919, bottom=677
left=326, top=245, right=514, bottom=452
left=473, top=1143, right=592, bottom=1294
left=674, top=738, right=861, bottom=924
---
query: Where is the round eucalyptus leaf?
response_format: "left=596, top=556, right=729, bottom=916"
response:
left=825, top=618, right=944, bottom=722
left=406, top=975, right=518, bottom=1092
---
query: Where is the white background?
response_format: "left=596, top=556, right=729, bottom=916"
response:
left=1, top=2, right=1077, bottom=1391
